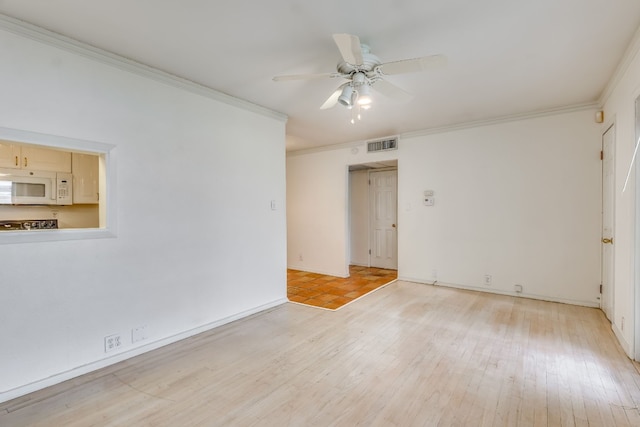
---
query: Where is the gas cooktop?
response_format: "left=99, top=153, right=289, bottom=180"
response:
left=0, top=219, right=58, bottom=231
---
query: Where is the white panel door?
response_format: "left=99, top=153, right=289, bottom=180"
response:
left=601, top=124, right=615, bottom=321
left=369, top=170, right=397, bottom=269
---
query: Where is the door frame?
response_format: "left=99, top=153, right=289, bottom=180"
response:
left=635, top=94, right=640, bottom=362
left=347, top=162, right=398, bottom=271
left=601, top=123, right=615, bottom=321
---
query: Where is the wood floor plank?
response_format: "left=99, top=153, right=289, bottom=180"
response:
left=3, top=281, right=640, bottom=426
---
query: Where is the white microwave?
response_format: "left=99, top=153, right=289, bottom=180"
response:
left=0, top=168, right=73, bottom=205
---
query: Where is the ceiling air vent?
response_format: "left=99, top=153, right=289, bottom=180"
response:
left=367, top=138, right=398, bottom=153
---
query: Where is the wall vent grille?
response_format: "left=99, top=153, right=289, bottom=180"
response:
left=367, top=138, right=398, bottom=153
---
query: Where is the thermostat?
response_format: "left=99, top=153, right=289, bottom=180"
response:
left=424, top=190, right=435, bottom=206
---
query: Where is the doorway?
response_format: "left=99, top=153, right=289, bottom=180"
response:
left=348, top=161, right=398, bottom=270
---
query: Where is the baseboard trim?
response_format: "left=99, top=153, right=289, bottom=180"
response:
left=612, top=322, right=633, bottom=357
left=349, top=262, right=370, bottom=268
left=0, top=297, right=288, bottom=404
left=287, top=265, right=349, bottom=278
left=398, top=276, right=600, bottom=308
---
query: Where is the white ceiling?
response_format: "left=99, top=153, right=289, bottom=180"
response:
left=1, top=1, right=639, bottom=152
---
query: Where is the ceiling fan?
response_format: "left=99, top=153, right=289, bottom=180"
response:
left=273, top=33, right=446, bottom=113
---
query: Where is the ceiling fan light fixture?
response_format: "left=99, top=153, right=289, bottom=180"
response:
left=356, top=83, right=372, bottom=105
left=338, top=85, right=354, bottom=107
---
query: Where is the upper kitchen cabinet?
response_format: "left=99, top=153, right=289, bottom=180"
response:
left=0, top=140, right=72, bottom=172
left=72, top=152, right=99, bottom=204
left=21, top=145, right=72, bottom=172
left=0, top=140, right=21, bottom=168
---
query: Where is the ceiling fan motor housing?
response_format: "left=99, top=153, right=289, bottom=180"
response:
left=336, top=45, right=381, bottom=78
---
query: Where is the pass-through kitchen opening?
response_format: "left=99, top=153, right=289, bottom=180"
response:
left=0, top=139, right=102, bottom=232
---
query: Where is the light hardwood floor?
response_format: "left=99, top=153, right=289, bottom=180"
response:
left=3, top=281, right=640, bottom=426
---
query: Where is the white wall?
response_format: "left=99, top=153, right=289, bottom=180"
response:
left=600, top=29, right=640, bottom=357
left=286, top=149, right=349, bottom=276
left=399, top=110, right=601, bottom=305
left=287, top=109, right=601, bottom=306
left=0, top=22, right=287, bottom=402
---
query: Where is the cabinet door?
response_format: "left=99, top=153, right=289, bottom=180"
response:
left=21, top=146, right=72, bottom=172
left=72, top=153, right=99, bottom=204
left=0, top=140, right=21, bottom=169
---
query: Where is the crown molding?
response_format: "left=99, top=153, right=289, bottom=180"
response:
left=402, top=102, right=598, bottom=139
left=0, top=14, right=288, bottom=123
left=287, top=102, right=598, bottom=156
left=287, top=133, right=404, bottom=157
left=599, top=23, right=640, bottom=107
left=287, top=138, right=375, bottom=157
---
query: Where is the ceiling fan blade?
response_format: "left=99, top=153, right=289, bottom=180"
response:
left=273, top=72, right=340, bottom=82
left=320, top=84, right=348, bottom=110
left=333, top=33, right=363, bottom=65
left=371, top=79, right=413, bottom=101
left=378, top=55, right=447, bottom=75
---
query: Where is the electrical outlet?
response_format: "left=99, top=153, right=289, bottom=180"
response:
left=514, top=284, right=523, bottom=293
left=484, top=274, right=492, bottom=286
left=298, top=253, right=303, bottom=262
left=431, top=269, right=438, bottom=280
left=104, top=334, right=122, bottom=353
left=621, top=317, right=625, bottom=331
left=132, top=325, right=148, bottom=343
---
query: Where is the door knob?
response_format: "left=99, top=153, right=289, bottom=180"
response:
left=392, top=224, right=396, bottom=228
left=602, top=238, right=613, bottom=244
